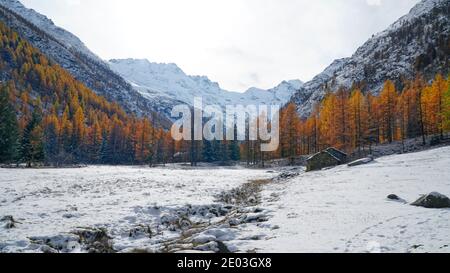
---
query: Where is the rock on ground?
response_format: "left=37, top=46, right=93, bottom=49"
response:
left=411, top=192, right=450, bottom=209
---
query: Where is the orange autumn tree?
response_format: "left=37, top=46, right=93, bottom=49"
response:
left=429, top=74, right=448, bottom=138
left=269, top=74, right=449, bottom=164
left=334, top=88, right=350, bottom=150
left=365, top=92, right=381, bottom=151
left=299, top=104, right=320, bottom=155
left=348, top=89, right=368, bottom=152
left=378, top=80, right=398, bottom=143
left=318, top=93, right=337, bottom=149
left=279, top=103, right=301, bottom=163
left=134, top=118, right=153, bottom=163
left=444, top=76, right=450, bottom=131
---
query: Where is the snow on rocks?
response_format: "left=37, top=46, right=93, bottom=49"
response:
left=273, top=171, right=302, bottom=181
left=386, top=194, right=407, bottom=204
left=387, top=194, right=401, bottom=201
left=154, top=178, right=281, bottom=253
left=193, top=241, right=220, bottom=252
left=192, top=234, right=217, bottom=245
left=411, top=192, right=450, bottom=209
left=128, top=225, right=153, bottom=239
left=239, top=211, right=270, bottom=224
left=348, top=157, right=374, bottom=167
left=29, top=234, right=81, bottom=253
left=0, top=215, right=20, bottom=229
left=27, top=228, right=114, bottom=253
left=72, top=228, right=115, bottom=253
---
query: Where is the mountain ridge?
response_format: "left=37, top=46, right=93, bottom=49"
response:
left=1, top=0, right=448, bottom=122
left=109, top=58, right=303, bottom=115
left=0, top=0, right=171, bottom=126
left=291, top=0, right=449, bottom=117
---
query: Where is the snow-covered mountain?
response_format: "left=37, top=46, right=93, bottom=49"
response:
left=0, top=0, right=170, bottom=125
left=0, top=0, right=301, bottom=122
left=291, top=0, right=449, bottom=117
left=109, top=59, right=302, bottom=115
left=1, top=0, right=447, bottom=122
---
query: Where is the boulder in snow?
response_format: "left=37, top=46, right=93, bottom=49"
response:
left=29, top=234, right=81, bottom=253
left=72, top=227, right=115, bottom=253
left=387, top=194, right=407, bottom=203
left=178, top=217, right=193, bottom=231
left=411, top=192, right=450, bottom=209
left=192, top=234, right=216, bottom=244
left=1, top=215, right=19, bottom=229
left=194, top=241, right=219, bottom=252
left=387, top=194, right=400, bottom=200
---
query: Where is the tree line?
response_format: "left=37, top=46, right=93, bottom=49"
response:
left=268, top=74, right=450, bottom=164
left=0, top=21, right=242, bottom=167
left=1, top=20, right=449, bottom=167
left=0, top=21, right=176, bottom=166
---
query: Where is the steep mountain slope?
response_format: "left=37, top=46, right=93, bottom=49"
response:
left=109, top=58, right=302, bottom=112
left=0, top=0, right=169, bottom=125
left=0, top=19, right=166, bottom=165
left=291, top=0, right=449, bottom=117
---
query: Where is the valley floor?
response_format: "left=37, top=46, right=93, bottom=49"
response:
left=0, top=147, right=449, bottom=253
left=246, top=146, right=450, bottom=253
left=0, top=166, right=276, bottom=252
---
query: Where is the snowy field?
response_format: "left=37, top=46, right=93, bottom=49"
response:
left=0, top=166, right=276, bottom=252
left=245, top=146, right=450, bottom=253
left=1, top=147, right=449, bottom=253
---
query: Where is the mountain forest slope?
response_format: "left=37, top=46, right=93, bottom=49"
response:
left=0, top=20, right=172, bottom=166
left=0, top=0, right=170, bottom=125
left=291, top=0, right=449, bottom=117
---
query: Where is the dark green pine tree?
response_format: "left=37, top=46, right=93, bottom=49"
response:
left=229, top=124, right=241, bottom=161
left=30, top=125, right=45, bottom=164
left=107, top=124, right=124, bottom=164
left=44, top=121, right=59, bottom=165
left=123, top=133, right=136, bottom=164
left=0, top=86, right=19, bottom=163
left=99, top=137, right=110, bottom=164
left=212, top=140, right=221, bottom=162
left=20, top=102, right=44, bottom=167
left=202, top=140, right=215, bottom=162
left=221, top=140, right=229, bottom=162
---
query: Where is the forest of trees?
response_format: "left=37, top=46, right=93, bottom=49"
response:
left=0, top=20, right=242, bottom=167
left=0, top=21, right=176, bottom=166
left=268, top=74, right=450, bottom=165
left=0, top=20, right=449, bottom=168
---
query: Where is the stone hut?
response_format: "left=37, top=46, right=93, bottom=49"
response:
left=306, top=147, right=348, bottom=172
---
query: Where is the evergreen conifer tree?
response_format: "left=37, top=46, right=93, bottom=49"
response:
left=0, top=86, right=19, bottom=163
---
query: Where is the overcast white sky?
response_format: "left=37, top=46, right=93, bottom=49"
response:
left=20, top=0, right=420, bottom=92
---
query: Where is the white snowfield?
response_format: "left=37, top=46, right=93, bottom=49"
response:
left=1, top=147, right=449, bottom=253
left=245, top=146, right=450, bottom=253
left=0, top=166, right=275, bottom=253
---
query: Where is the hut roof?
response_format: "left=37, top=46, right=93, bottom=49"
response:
left=307, top=147, right=347, bottom=163
left=325, top=148, right=347, bottom=161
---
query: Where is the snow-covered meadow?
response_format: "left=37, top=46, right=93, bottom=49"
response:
left=247, top=146, right=450, bottom=253
left=0, top=166, right=277, bottom=252
left=1, top=146, right=450, bottom=253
